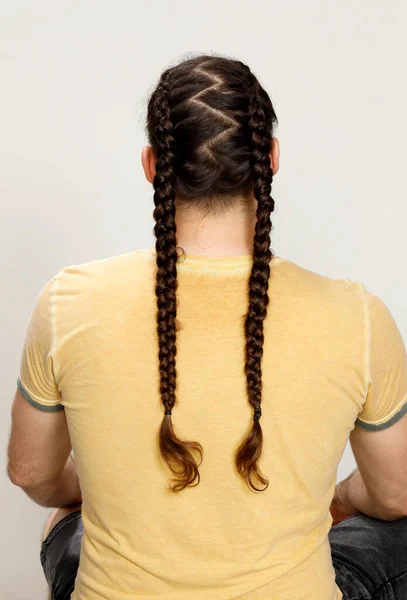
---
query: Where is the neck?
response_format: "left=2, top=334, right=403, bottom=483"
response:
left=174, top=196, right=257, bottom=257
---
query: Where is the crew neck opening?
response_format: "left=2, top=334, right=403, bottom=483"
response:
left=180, top=253, right=253, bottom=269
left=144, top=248, right=284, bottom=273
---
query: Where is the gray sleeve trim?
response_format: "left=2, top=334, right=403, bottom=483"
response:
left=355, top=397, right=407, bottom=431
left=16, top=377, right=64, bottom=413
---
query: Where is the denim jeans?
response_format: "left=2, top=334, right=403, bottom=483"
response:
left=40, top=510, right=407, bottom=599
left=329, top=512, right=407, bottom=599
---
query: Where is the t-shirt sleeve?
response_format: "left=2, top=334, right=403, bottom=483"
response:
left=16, top=276, right=64, bottom=412
left=355, top=286, right=407, bottom=430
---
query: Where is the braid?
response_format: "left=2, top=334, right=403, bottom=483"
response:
left=147, top=55, right=278, bottom=493
left=152, top=70, right=203, bottom=493
left=234, top=70, right=275, bottom=492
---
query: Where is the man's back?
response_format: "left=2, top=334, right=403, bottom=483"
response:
left=18, top=246, right=407, bottom=599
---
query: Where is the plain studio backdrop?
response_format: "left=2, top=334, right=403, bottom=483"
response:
left=1, top=1, right=406, bottom=598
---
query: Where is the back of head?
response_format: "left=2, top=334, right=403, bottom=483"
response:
left=146, top=54, right=278, bottom=494
left=147, top=55, right=277, bottom=202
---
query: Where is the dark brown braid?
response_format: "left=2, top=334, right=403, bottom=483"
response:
left=235, top=68, right=274, bottom=492
left=147, top=55, right=278, bottom=493
left=150, top=69, right=203, bottom=493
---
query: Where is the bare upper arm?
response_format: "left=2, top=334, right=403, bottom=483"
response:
left=349, top=411, right=407, bottom=509
left=7, top=389, right=72, bottom=488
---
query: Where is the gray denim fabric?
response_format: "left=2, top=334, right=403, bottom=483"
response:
left=329, top=512, right=407, bottom=599
left=41, top=510, right=407, bottom=599
left=40, top=510, right=83, bottom=600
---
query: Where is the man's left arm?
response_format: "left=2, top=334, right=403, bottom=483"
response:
left=8, top=275, right=81, bottom=508
left=7, top=388, right=82, bottom=508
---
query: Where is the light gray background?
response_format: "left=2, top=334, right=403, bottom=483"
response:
left=1, top=1, right=406, bottom=598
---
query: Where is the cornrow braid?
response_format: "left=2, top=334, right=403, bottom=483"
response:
left=147, top=55, right=278, bottom=493
left=234, top=68, right=275, bottom=492
left=151, top=69, right=203, bottom=493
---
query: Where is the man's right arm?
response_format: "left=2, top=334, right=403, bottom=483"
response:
left=333, top=287, right=407, bottom=525
left=332, top=412, right=407, bottom=523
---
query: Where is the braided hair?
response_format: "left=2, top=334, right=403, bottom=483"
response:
left=147, top=55, right=278, bottom=493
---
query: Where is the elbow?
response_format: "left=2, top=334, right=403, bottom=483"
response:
left=7, top=464, right=26, bottom=488
left=376, top=496, right=407, bottom=521
left=7, top=460, right=42, bottom=489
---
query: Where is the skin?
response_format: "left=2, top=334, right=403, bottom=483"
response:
left=141, top=137, right=280, bottom=258
left=7, top=391, right=83, bottom=539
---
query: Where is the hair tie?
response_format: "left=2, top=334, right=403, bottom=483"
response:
left=165, top=408, right=172, bottom=416
left=253, top=405, right=262, bottom=422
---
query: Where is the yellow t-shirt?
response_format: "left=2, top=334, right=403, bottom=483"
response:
left=17, top=248, right=407, bottom=600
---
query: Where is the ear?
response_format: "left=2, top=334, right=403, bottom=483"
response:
left=270, top=137, right=280, bottom=176
left=141, top=145, right=156, bottom=184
